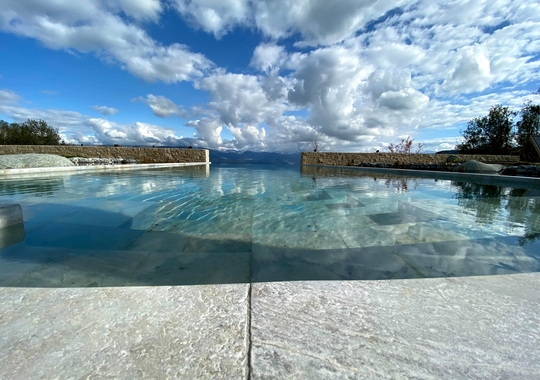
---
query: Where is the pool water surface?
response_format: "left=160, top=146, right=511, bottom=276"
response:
left=1, top=164, right=539, bottom=287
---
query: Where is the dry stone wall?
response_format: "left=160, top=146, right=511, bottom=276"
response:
left=301, top=152, right=519, bottom=166
left=0, top=145, right=209, bottom=164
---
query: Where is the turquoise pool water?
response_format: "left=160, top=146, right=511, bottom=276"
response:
left=1, top=164, right=539, bottom=287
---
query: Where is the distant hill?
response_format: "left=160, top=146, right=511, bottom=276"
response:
left=208, top=149, right=301, bottom=164
left=128, top=145, right=301, bottom=164
left=436, top=150, right=460, bottom=154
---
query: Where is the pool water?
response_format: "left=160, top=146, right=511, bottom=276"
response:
left=1, top=164, right=539, bottom=287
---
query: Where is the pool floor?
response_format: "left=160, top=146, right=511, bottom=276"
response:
left=1, top=164, right=540, bottom=287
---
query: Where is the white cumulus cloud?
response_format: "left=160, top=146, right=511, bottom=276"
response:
left=85, top=118, right=186, bottom=146
left=0, top=0, right=213, bottom=83
left=250, top=43, right=286, bottom=73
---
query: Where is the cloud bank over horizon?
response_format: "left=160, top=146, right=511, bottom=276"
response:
left=1, top=0, right=539, bottom=153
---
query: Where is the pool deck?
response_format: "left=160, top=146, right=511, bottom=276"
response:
left=1, top=273, right=539, bottom=379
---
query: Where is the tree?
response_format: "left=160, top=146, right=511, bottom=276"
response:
left=516, top=100, right=540, bottom=148
left=388, top=136, right=423, bottom=153
left=457, top=105, right=517, bottom=154
left=0, top=119, right=61, bottom=145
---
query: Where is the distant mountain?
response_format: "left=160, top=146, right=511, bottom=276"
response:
left=208, top=149, right=301, bottom=164
left=436, top=150, right=460, bottom=154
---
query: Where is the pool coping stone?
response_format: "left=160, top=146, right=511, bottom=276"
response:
left=0, top=162, right=211, bottom=178
left=0, top=272, right=539, bottom=379
left=303, top=164, right=540, bottom=189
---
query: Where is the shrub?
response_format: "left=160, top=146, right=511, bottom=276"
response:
left=388, top=136, right=423, bottom=153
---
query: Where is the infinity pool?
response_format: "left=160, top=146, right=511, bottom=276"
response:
left=1, top=164, right=539, bottom=287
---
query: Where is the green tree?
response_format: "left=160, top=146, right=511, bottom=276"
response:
left=457, top=105, right=517, bottom=154
left=0, top=119, right=61, bottom=145
left=516, top=100, right=540, bottom=148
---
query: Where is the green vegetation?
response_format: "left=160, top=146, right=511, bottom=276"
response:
left=457, top=105, right=517, bottom=154
left=516, top=100, right=540, bottom=148
left=458, top=91, right=540, bottom=155
left=0, top=119, right=61, bottom=145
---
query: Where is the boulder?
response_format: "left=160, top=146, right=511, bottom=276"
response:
left=446, top=155, right=460, bottom=163
left=0, top=154, right=75, bottom=169
left=457, top=160, right=503, bottom=174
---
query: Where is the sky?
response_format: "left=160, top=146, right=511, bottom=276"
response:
left=0, top=0, right=539, bottom=153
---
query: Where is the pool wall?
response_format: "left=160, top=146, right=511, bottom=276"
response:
left=0, top=145, right=209, bottom=164
left=301, top=152, right=519, bottom=166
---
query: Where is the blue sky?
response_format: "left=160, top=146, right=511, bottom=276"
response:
left=1, top=0, right=539, bottom=153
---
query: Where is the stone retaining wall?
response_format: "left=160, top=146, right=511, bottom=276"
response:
left=301, top=152, right=519, bottom=166
left=0, top=145, right=209, bottom=164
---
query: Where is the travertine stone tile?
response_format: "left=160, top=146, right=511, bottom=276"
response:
left=0, top=284, right=249, bottom=379
left=250, top=274, right=540, bottom=379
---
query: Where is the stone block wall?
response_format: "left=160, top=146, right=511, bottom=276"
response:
left=0, top=145, right=209, bottom=164
left=301, top=152, right=519, bottom=166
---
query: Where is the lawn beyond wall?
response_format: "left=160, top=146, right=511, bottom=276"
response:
left=301, top=152, right=519, bottom=166
left=0, top=145, right=209, bottom=164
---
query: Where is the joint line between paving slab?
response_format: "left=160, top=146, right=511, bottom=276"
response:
left=246, top=282, right=252, bottom=380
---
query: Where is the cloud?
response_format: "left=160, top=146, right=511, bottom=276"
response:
left=173, top=0, right=250, bottom=38
left=0, top=89, right=190, bottom=147
left=228, top=124, right=267, bottom=149
left=3, top=0, right=540, bottom=154
left=0, top=0, right=213, bottom=83
left=195, top=71, right=288, bottom=127
left=173, top=0, right=409, bottom=45
left=91, top=105, right=119, bottom=115
left=379, top=89, right=429, bottom=110
left=85, top=118, right=187, bottom=146
left=250, top=43, right=286, bottom=72
left=0, top=97, right=90, bottom=143
left=109, top=0, right=162, bottom=21
left=132, top=94, right=183, bottom=118
left=0, top=89, right=22, bottom=104
left=286, top=46, right=377, bottom=141
left=186, top=118, right=223, bottom=147
left=443, top=47, right=492, bottom=94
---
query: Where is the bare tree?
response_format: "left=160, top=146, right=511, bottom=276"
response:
left=388, top=136, right=422, bottom=153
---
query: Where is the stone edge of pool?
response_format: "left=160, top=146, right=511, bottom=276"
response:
left=302, top=164, right=540, bottom=189
left=0, top=273, right=539, bottom=378
left=0, top=162, right=211, bottom=178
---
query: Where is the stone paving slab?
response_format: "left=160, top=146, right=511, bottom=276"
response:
left=1, top=274, right=540, bottom=379
left=0, top=285, right=249, bottom=379
left=250, top=273, right=540, bottom=379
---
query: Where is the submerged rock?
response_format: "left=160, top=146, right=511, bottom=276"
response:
left=0, top=154, right=75, bottom=169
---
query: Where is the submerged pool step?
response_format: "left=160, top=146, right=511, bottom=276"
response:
left=0, top=204, right=25, bottom=249
left=0, top=203, right=23, bottom=228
